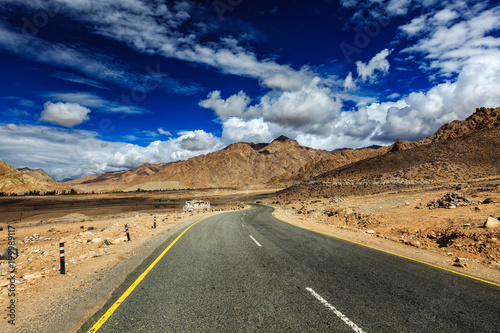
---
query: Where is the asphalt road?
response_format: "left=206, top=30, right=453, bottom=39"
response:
left=79, top=205, right=500, bottom=332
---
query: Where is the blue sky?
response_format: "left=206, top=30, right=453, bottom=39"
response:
left=1, top=0, right=499, bottom=180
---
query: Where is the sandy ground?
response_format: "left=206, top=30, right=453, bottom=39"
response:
left=0, top=204, right=247, bottom=332
left=268, top=182, right=500, bottom=285
left=1, top=183, right=498, bottom=331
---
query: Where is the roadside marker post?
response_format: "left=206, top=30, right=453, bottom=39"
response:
left=125, top=224, right=131, bottom=242
left=59, top=242, right=65, bottom=274
left=154, top=216, right=156, bottom=229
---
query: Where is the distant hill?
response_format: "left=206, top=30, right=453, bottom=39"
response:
left=0, top=161, right=66, bottom=194
left=17, top=167, right=57, bottom=183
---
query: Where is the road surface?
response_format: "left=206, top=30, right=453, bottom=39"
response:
left=79, top=205, right=500, bottom=332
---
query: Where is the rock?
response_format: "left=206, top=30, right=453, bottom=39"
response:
left=482, top=198, right=494, bottom=204
left=91, top=238, right=102, bottom=244
left=484, top=217, right=500, bottom=229
left=448, top=204, right=456, bottom=209
left=103, top=239, right=113, bottom=246
left=0, top=247, right=18, bottom=260
left=453, top=258, right=467, bottom=268
left=474, top=206, right=482, bottom=211
left=366, top=230, right=375, bottom=234
left=24, top=273, right=42, bottom=281
left=410, top=240, right=422, bottom=247
left=114, top=237, right=127, bottom=243
left=416, top=203, right=424, bottom=209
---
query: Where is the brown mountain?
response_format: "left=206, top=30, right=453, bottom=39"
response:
left=314, top=106, right=500, bottom=182
left=289, top=106, right=500, bottom=183
left=67, top=136, right=330, bottom=191
left=148, top=136, right=330, bottom=188
left=0, top=161, right=66, bottom=194
left=290, top=145, right=390, bottom=182
left=419, top=106, right=500, bottom=144
left=17, top=167, right=57, bottom=183
left=64, top=162, right=169, bottom=186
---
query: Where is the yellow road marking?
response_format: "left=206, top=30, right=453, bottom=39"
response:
left=271, top=210, right=500, bottom=288
left=87, top=215, right=212, bottom=332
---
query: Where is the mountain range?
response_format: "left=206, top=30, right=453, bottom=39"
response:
left=1, top=106, right=499, bottom=194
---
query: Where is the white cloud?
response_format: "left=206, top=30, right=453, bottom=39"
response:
left=40, top=102, right=91, bottom=127
left=343, top=72, right=356, bottom=90
left=0, top=124, right=222, bottom=181
left=158, top=128, right=172, bottom=136
left=0, top=1, right=309, bottom=92
left=201, top=78, right=342, bottom=136
left=434, top=8, right=459, bottom=23
left=387, top=0, right=411, bottom=16
left=221, top=117, right=275, bottom=144
left=178, top=130, right=219, bottom=151
left=45, top=92, right=147, bottom=114
left=356, top=49, right=391, bottom=82
left=199, top=90, right=252, bottom=121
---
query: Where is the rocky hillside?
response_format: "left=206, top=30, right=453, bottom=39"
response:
left=419, top=106, right=500, bottom=144
left=17, top=167, right=57, bottom=183
left=64, top=162, right=169, bottom=187
left=316, top=122, right=500, bottom=182
left=289, top=106, right=500, bottom=183
left=289, top=145, right=390, bottom=181
left=65, top=136, right=330, bottom=190
left=147, top=136, right=330, bottom=188
left=0, top=161, right=66, bottom=194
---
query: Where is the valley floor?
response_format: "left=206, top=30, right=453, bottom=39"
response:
left=0, top=180, right=499, bottom=331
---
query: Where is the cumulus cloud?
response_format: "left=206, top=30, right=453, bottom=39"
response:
left=201, top=77, right=342, bottom=136
left=199, top=90, right=251, bottom=121
left=356, top=48, right=391, bottom=82
left=178, top=130, right=219, bottom=151
left=40, top=102, right=91, bottom=127
left=0, top=124, right=222, bottom=181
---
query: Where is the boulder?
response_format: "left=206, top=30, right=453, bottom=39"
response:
left=0, top=247, right=18, bottom=260
left=482, top=198, right=494, bottom=204
left=484, top=217, right=500, bottom=229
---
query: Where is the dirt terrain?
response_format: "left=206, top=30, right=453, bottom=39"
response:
left=0, top=194, right=249, bottom=332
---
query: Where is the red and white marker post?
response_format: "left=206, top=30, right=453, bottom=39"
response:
left=125, top=224, right=131, bottom=242
left=154, top=216, right=156, bottom=229
left=59, top=242, right=65, bottom=274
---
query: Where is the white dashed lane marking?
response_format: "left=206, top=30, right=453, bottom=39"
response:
left=306, top=287, right=365, bottom=333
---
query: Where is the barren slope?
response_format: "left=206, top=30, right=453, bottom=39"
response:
left=65, top=163, right=169, bottom=187
left=0, top=161, right=67, bottom=194
left=317, top=125, right=500, bottom=182
left=17, top=167, right=57, bottom=183
left=150, top=136, right=330, bottom=187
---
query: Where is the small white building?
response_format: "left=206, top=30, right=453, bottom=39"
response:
left=183, top=199, right=211, bottom=212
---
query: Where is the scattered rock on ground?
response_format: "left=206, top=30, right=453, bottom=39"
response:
left=484, top=216, right=500, bottom=229
left=427, top=192, right=475, bottom=209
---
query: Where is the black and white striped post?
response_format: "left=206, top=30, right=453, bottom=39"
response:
left=59, top=242, right=65, bottom=274
left=154, top=216, right=156, bottom=229
left=125, top=224, right=131, bottom=242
